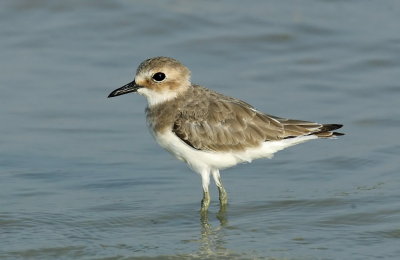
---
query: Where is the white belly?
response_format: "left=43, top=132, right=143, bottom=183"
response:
left=151, top=130, right=317, bottom=174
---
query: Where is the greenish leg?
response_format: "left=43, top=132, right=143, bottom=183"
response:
left=218, top=185, right=228, bottom=206
left=212, top=169, right=228, bottom=206
left=201, top=191, right=210, bottom=212
left=200, top=171, right=211, bottom=212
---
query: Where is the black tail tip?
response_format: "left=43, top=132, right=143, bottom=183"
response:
left=319, top=124, right=345, bottom=137
left=330, top=124, right=343, bottom=130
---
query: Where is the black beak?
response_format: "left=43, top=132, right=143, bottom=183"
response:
left=108, top=80, right=140, bottom=98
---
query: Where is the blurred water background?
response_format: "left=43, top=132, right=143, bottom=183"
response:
left=1, top=0, right=400, bottom=259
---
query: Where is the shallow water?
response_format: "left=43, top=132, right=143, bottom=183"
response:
left=1, top=0, right=400, bottom=259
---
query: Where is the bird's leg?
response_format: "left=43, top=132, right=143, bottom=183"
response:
left=201, top=191, right=210, bottom=212
left=212, top=169, right=228, bottom=206
left=200, top=171, right=211, bottom=212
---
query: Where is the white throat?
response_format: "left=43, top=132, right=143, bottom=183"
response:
left=137, top=88, right=178, bottom=107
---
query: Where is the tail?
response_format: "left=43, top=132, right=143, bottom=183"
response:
left=266, top=115, right=345, bottom=139
left=313, top=124, right=344, bottom=138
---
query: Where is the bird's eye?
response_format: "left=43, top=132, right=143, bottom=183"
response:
left=152, top=72, right=166, bottom=82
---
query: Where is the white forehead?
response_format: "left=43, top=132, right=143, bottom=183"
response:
left=134, top=70, right=152, bottom=83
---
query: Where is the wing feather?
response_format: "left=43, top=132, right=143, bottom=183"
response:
left=172, top=86, right=343, bottom=151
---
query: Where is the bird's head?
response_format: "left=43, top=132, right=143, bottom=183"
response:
left=108, top=57, right=191, bottom=106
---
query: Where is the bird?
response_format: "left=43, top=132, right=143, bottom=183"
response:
left=108, top=56, right=344, bottom=212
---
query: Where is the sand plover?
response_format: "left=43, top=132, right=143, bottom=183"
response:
left=108, top=57, right=344, bottom=212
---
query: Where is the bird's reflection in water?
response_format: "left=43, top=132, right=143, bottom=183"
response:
left=198, top=205, right=230, bottom=258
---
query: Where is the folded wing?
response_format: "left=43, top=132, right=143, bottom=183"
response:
left=172, top=88, right=343, bottom=152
